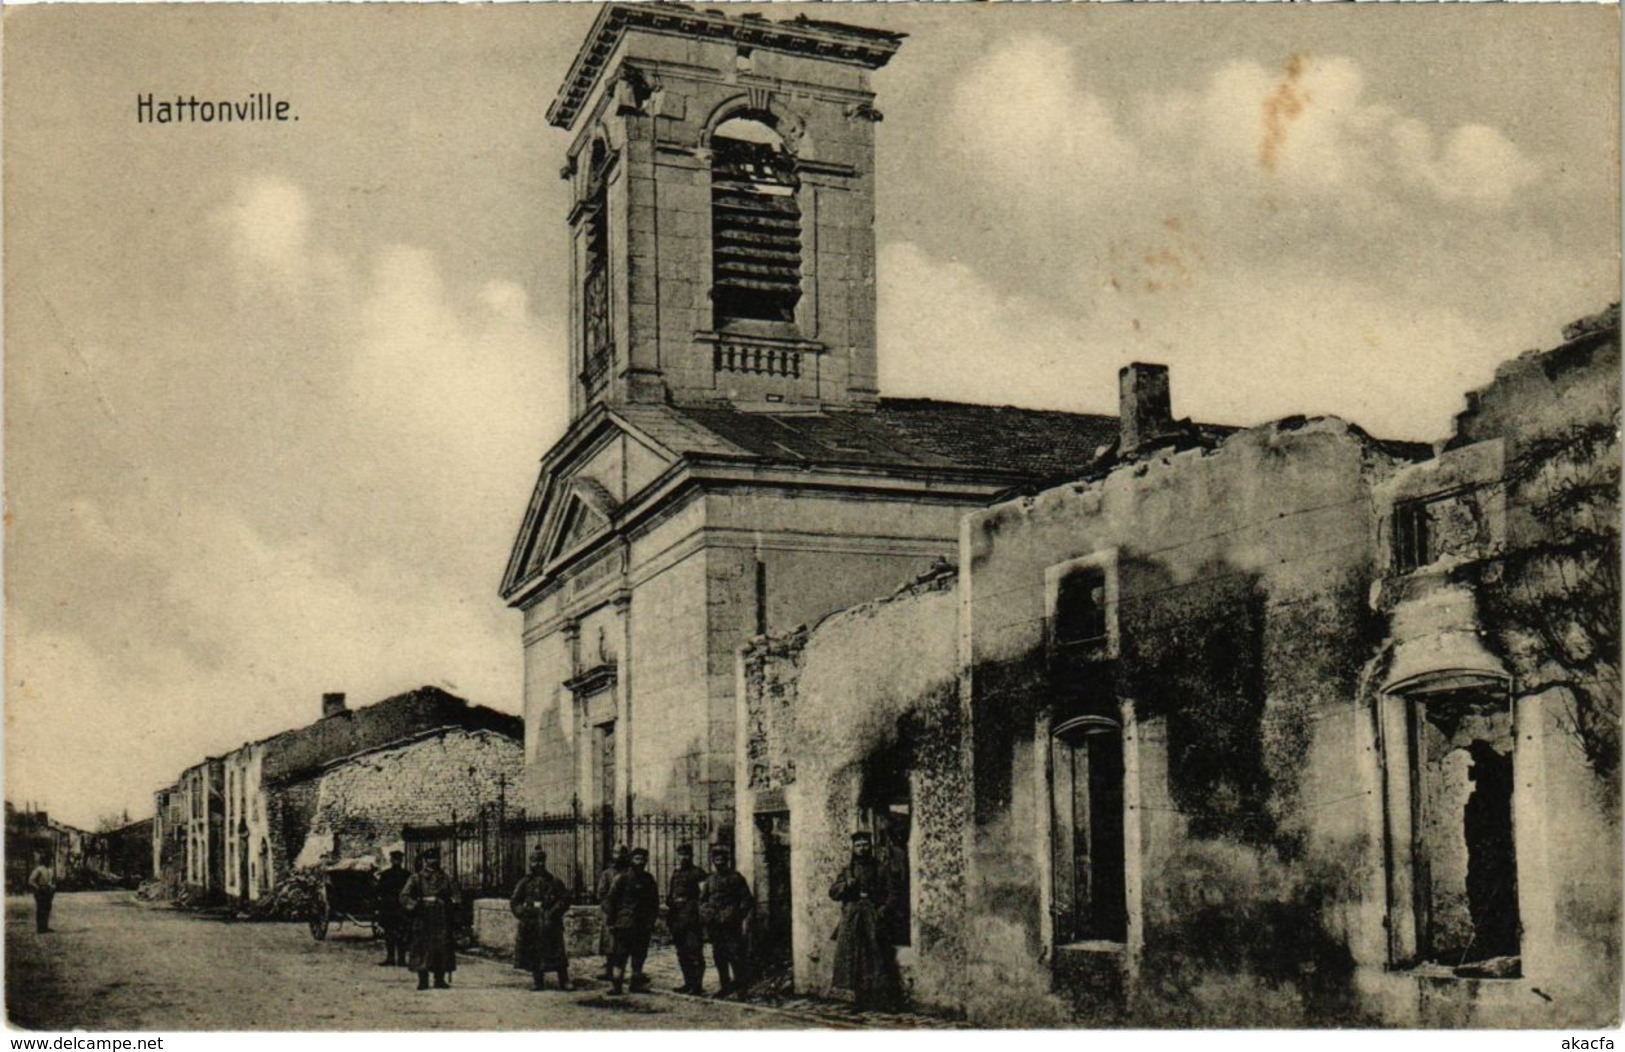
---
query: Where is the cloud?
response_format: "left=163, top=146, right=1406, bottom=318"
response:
left=948, top=36, right=1139, bottom=202
left=879, top=238, right=1512, bottom=441
left=902, top=43, right=1606, bottom=444
left=7, top=500, right=523, bottom=828
left=948, top=47, right=1542, bottom=236
left=212, top=175, right=321, bottom=288
left=8, top=175, right=569, bottom=825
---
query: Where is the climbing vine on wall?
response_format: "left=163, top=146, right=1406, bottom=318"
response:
left=1474, top=418, right=1621, bottom=794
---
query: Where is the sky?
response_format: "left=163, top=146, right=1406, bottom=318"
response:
left=4, top=2, right=1619, bottom=829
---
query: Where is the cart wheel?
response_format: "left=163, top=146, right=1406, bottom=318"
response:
left=309, top=909, right=329, bottom=941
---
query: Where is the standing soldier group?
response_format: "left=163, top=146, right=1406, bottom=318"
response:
left=361, top=833, right=903, bottom=1014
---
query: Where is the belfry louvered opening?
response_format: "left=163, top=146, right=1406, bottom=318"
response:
left=711, top=126, right=802, bottom=326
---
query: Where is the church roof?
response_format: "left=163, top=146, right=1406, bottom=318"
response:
left=638, top=398, right=1131, bottom=481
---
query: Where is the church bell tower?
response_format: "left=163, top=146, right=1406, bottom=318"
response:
left=549, top=6, right=904, bottom=420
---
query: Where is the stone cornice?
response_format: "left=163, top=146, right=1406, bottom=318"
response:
left=564, top=662, right=618, bottom=697
left=549, top=5, right=905, bottom=130
left=506, top=451, right=1047, bottom=611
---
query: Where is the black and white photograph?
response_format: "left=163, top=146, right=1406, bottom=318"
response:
left=3, top=0, right=1620, bottom=1034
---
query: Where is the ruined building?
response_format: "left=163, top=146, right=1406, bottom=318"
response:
left=157, top=686, right=519, bottom=903
left=740, top=307, right=1620, bottom=1026
left=502, top=7, right=1139, bottom=857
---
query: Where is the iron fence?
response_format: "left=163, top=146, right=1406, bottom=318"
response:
left=402, top=804, right=709, bottom=903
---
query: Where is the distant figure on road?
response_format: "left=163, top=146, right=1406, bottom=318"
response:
left=27, top=853, right=56, bottom=934
left=510, top=848, right=571, bottom=991
left=400, top=847, right=460, bottom=991
left=700, top=844, right=754, bottom=997
left=604, top=846, right=659, bottom=996
left=829, top=830, right=904, bottom=1011
left=374, top=850, right=411, bottom=968
left=666, top=843, right=707, bottom=994
left=594, top=844, right=630, bottom=980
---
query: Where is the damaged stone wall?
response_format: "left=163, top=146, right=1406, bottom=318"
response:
left=737, top=570, right=965, bottom=1014
left=962, top=418, right=1410, bottom=1026
left=742, top=627, right=807, bottom=796
left=1381, top=306, right=1621, bottom=1026
left=303, top=730, right=525, bottom=865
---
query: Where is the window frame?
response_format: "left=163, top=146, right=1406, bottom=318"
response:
left=708, top=118, right=805, bottom=334
left=1045, top=549, right=1121, bottom=663
left=1049, top=715, right=1129, bottom=946
left=1379, top=681, right=1524, bottom=977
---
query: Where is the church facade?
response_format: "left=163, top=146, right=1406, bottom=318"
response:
left=502, top=7, right=1124, bottom=851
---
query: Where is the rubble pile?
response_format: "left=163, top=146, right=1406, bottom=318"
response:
left=243, top=871, right=322, bottom=921
left=135, top=879, right=171, bottom=902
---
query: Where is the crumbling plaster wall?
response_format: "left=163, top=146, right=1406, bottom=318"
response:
left=961, top=419, right=1406, bottom=1026
left=739, top=574, right=964, bottom=1013
left=1390, top=312, right=1622, bottom=1026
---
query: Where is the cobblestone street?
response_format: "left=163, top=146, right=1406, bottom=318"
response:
left=5, top=892, right=809, bottom=1031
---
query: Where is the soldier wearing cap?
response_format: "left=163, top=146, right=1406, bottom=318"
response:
left=374, top=849, right=411, bottom=967
left=511, top=848, right=571, bottom=991
left=594, top=845, right=631, bottom=980
left=604, top=846, right=660, bottom=995
left=700, top=844, right=755, bottom=997
left=400, top=846, right=461, bottom=991
left=666, top=843, right=707, bottom=994
left=829, top=830, right=904, bottom=1010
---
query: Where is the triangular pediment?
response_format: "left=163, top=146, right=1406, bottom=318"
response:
left=501, top=409, right=682, bottom=602
left=550, top=488, right=612, bottom=562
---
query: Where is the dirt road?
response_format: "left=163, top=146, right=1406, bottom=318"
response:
left=5, top=892, right=799, bottom=1031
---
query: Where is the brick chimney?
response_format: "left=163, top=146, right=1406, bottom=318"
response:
left=321, top=692, right=347, bottom=718
left=1119, top=362, right=1173, bottom=456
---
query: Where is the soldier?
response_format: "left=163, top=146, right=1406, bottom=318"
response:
left=594, top=845, right=630, bottom=980
left=666, top=843, right=707, bottom=994
left=27, top=852, right=55, bottom=934
left=511, top=848, right=571, bottom=991
left=700, top=844, right=754, bottom=997
left=374, top=850, right=411, bottom=968
left=400, top=846, right=461, bottom=991
left=829, top=830, right=904, bottom=1011
left=604, top=846, right=659, bottom=995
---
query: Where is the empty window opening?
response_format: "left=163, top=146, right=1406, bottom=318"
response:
left=1054, top=566, right=1109, bottom=650
left=1411, top=693, right=1519, bottom=970
left=1051, top=716, right=1127, bottom=944
left=711, top=118, right=801, bottom=327
left=1393, top=490, right=1487, bottom=573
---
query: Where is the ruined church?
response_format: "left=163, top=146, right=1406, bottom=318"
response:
left=502, top=8, right=1129, bottom=848
left=504, top=6, right=1620, bottom=1028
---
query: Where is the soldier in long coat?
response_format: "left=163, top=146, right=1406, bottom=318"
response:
left=829, top=831, right=904, bottom=1011
left=400, top=847, right=461, bottom=991
left=666, top=843, right=707, bottom=994
left=594, top=845, right=630, bottom=980
left=374, top=850, right=411, bottom=968
left=700, top=844, right=755, bottom=997
left=605, top=846, right=660, bottom=995
left=511, top=848, right=571, bottom=991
